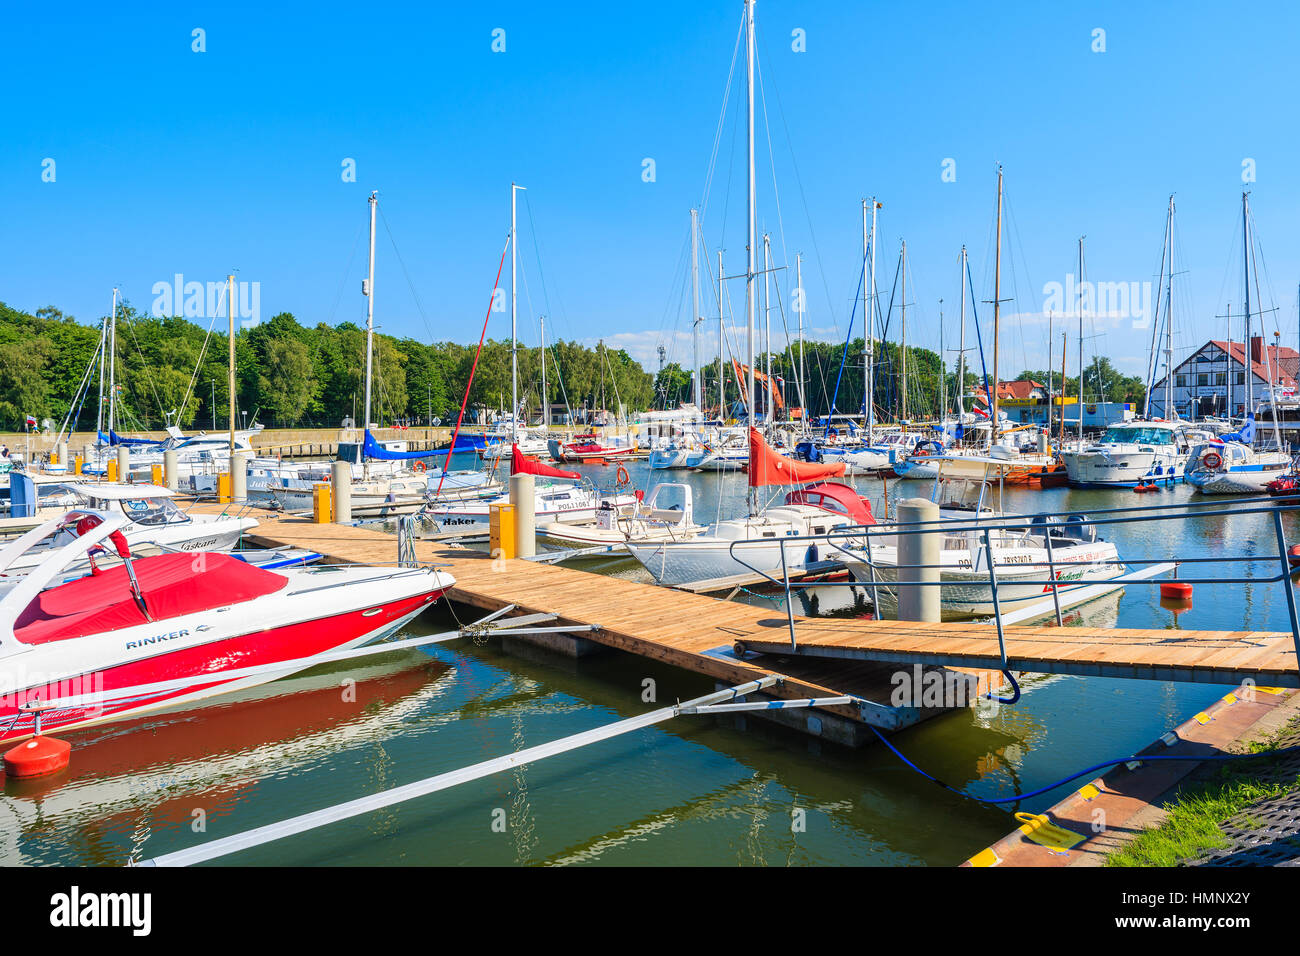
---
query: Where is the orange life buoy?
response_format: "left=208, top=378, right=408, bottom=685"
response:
left=913, top=448, right=930, bottom=458
left=616, top=465, right=631, bottom=486
left=1202, top=451, right=1222, bottom=470
left=414, top=461, right=427, bottom=473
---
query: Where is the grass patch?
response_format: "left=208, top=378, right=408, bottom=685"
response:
left=1107, top=720, right=1300, bottom=867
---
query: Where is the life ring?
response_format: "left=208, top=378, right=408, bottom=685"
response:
left=1202, top=451, right=1222, bottom=470
left=912, top=448, right=930, bottom=458
left=413, top=461, right=427, bottom=473
left=616, top=465, right=631, bottom=487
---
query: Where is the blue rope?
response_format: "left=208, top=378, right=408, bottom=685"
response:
left=825, top=246, right=869, bottom=436
left=965, top=258, right=995, bottom=419
left=869, top=725, right=1300, bottom=806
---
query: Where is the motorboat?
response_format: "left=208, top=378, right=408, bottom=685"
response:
left=1186, top=439, right=1292, bottom=494
left=623, top=429, right=869, bottom=588
left=536, top=482, right=705, bottom=555
left=0, top=482, right=256, bottom=575
left=0, top=512, right=454, bottom=743
left=1058, top=420, right=1206, bottom=488
left=840, top=465, right=1124, bottom=617
left=548, top=433, right=638, bottom=463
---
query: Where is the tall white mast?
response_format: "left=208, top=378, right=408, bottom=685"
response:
left=744, top=0, right=756, bottom=441
left=763, top=233, right=772, bottom=423
left=511, top=183, right=525, bottom=443
left=691, top=208, right=702, bottom=411
left=1164, top=195, right=1175, bottom=420
left=227, top=274, right=236, bottom=456
left=1077, top=236, right=1085, bottom=441
left=957, top=247, right=966, bottom=420
left=900, top=240, right=908, bottom=423
left=107, top=286, right=119, bottom=436
left=862, top=200, right=869, bottom=433
left=867, top=199, right=877, bottom=439
left=718, top=249, right=725, bottom=419
left=796, top=252, right=806, bottom=429
left=540, top=314, right=547, bottom=427
left=991, top=166, right=1003, bottom=446
left=1243, top=191, right=1254, bottom=424
left=98, top=289, right=115, bottom=437
left=364, top=191, right=377, bottom=433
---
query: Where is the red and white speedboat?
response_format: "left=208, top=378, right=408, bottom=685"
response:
left=0, top=511, right=454, bottom=743
left=547, top=434, right=637, bottom=463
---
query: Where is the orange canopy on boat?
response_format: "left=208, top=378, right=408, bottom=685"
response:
left=747, top=428, right=846, bottom=487
left=512, top=444, right=580, bottom=480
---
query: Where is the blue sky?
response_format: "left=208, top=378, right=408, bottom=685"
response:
left=5, top=0, right=1300, bottom=380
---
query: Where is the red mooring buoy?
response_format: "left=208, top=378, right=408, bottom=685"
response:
left=1160, top=581, right=1194, bottom=601
left=1288, top=545, right=1300, bottom=567
left=3, top=735, right=71, bottom=778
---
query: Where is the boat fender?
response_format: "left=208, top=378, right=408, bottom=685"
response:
left=1288, top=544, right=1300, bottom=567
left=1160, top=581, right=1193, bottom=601
left=3, top=735, right=71, bottom=778
left=806, top=543, right=819, bottom=565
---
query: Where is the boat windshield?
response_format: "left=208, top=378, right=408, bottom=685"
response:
left=1099, top=426, right=1174, bottom=445
left=115, top=496, right=191, bottom=526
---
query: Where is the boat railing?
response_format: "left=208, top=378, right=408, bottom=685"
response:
left=727, top=493, right=1300, bottom=683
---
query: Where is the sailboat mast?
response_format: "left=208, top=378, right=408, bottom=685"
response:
left=1243, top=191, right=1254, bottom=421
left=691, top=208, right=702, bottom=410
left=796, top=252, right=806, bottom=427
left=1226, top=303, right=1233, bottom=418
left=540, top=315, right=547, bottom=428
left=867, top=199, right=877, bottom=440
left=900, top=241, right=908, bottom=423
left=763, top=233, right=772, bottom=423
left=991, top=166, right=1003, bottom=446
left=227, top=274, right=236, bottom=455
left=957, top=247, right=966, bottom=421
left=99, top=288, right=115, bottom=438
left=1165, top=195, right=1175, bottom=420
left=107, top=287, right=118, bottom=437
left=939, top=302, right=946, bottom=419
left=744, top=0, right=756, bottom=437
left=364, top=191, right=376, bottom=433
left=1077, top=236, right=1085, bottom=442
left=511, top=183, right=525, bottom=443
left=718, top=249, right=725, bottom=419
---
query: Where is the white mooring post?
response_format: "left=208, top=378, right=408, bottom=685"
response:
left=511, top=471, right=536, bottom=557
left=331, top=460, right=351, bottom=523
left=229, top=454, right=247, bottom=503
left=163, top=449, right=178, bottom=490
left=116, top=446, right=129, bottom=482
left=897, top=497, right=940, bottom=623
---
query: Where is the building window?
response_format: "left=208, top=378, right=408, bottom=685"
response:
left=1215, top=373, right=1226, bottom=385
left=1234, top=372, right=1246, bottom=385
left=1176, top=374, right=1188, bottom=387
left=1197, top=373, right=1208, bottom=386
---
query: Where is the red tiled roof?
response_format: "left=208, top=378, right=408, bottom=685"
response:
left=1208, top=340, right=1297, bottom=388
left=972, top=380, right=1045, bottom=405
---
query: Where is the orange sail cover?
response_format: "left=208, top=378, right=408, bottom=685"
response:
left=747, top=428, right=846, bottom=487
left=511, top=444, right=580, bottom=480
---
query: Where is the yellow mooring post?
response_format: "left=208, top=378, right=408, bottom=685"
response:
left=217, top=472, right=232, bottom=504
left=313, top=482, right=333, bottom=523
left=106, top=459, right=119, bottom=483
left=490, top=502, right=516, bottom=560
left=150, top=464, right=164, bottom=486
left=73, top=455, right=83, bottom=476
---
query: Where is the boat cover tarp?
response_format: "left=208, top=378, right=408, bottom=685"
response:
left=748, top=428, right=846, bottom=487
left=15, top=553, right=287, bottom=645
left=512, top=444, right=580, bottom=480
left=99, top=430, right=164, bottom=447
left=363, top=429, right=431, bottom=461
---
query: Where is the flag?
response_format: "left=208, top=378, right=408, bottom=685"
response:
left=24, top=415, right=36, bottom=427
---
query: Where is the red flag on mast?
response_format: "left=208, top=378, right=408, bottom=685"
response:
left=511, top=444, right=581, bottom=480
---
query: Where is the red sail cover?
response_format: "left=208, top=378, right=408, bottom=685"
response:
left=511, top=444, right=580, bottom=480
left=748, top=428, right=846, bottom=487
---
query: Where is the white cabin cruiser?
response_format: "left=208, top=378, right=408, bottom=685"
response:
left=1186, top=439, right=1291, bottom=495
left=536, top=482, right=705, bottom=555
left=1059, top=420, right=1203, bottom=488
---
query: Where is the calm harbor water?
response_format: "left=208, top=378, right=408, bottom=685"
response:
left=6, top=453, right=1296, bottom=866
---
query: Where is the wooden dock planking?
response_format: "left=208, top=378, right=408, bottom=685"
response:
left=212, top=510, right=1300, bottom=718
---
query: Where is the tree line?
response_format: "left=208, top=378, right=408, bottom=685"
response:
left=0, top=300, right=655, bottom=432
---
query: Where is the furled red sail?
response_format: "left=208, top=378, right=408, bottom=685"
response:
left=511, top=444, right=580, bottom=480
left=748, top=427, right=845, bottom=487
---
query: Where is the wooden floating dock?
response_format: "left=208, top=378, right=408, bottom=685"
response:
left=211, top=507, right=1300, bottom=742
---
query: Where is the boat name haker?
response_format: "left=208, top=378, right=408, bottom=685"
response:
left=1121, top=892, right=1251, bottom=906
left=151, top=273, right=260, bottom=329
left=124, top=628, right=191, bottom=651
left=49, top=886, right=151, bottom=936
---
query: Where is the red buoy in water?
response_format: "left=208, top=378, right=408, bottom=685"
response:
left=1160, top=582, right=1193, bottom=601
left=1288, top=545, right=1300, bottom=567
left=3, top=735, right=71, bottom=778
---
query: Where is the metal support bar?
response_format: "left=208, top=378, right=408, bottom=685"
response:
left=981, top=529, right=1008, bottom=668
left=681, top=695, right=856, bottom=715
left=136, top=675, right=783, bottom=867
left=1272, top=509, right=1300, bottom=674
left=1043, top=529, right=1064, bottom=627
